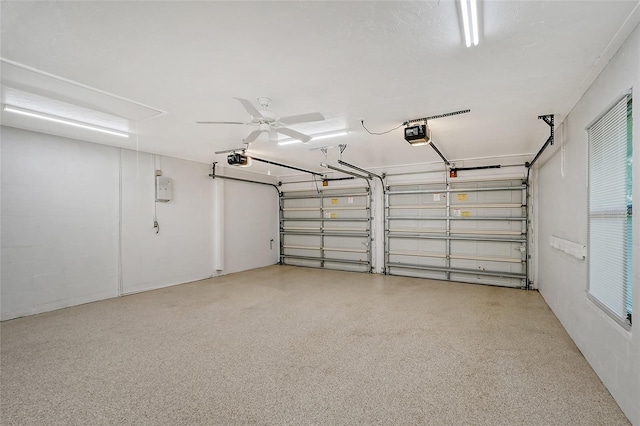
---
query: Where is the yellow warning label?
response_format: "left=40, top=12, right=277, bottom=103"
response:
left=457, top=193, right=468, bottom=201
left=330, top=213, right=337, bottom=219
left=331, top=198, right=339, bottom=205
left=461, top=211, right=472, bottom=217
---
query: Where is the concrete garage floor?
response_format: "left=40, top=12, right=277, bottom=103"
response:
left=1, top=265, right=630, bottom=425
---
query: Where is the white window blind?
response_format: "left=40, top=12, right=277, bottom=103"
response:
left=588, top=94, right=633, bottom=329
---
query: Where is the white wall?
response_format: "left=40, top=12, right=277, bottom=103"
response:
left=1, top=128, right=279, bottom=320
left=1, top=127, right=120, bottom=319
left=120, top=150, right=214, bottom=294
left=218, top=170, right=280, bottom=275
left=535, top=24, right=640, bottom=424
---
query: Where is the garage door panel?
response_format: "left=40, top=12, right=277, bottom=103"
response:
left=450, top=221, right=521, bottom=234
left=386, top=177, right=528, bottom=288
left=389, top=219, right=446, bottom=234
left=281, top=188, right=372, bottom=272
left=321, top=209, right=367, bottom=220
left=449, top=273, right=522, bottom=287
left=323, top=235, right=368, bottom=251
left=389, top=254, right=447, bottom=267
left=284, top=234, right=322, bottom=247
left=389, top=267, right=448, bottom=281
left=284, top=247, right=320, bottom=258
left=389, top=237, right=446, bottom=253
left=322, top=197, right=367, bottom=209
left=449, top=258, right=523, bottom=273
left=450, top=240, right=519, bottom=257
left=322, top=221, right=369, bottom=231
left=324, top=251, right=369, bottom=262
left=321, top=261, right=371, bottom=273
left=282, top=210, right=322, bottom=220
left=285, top=258, right=323, bottom=268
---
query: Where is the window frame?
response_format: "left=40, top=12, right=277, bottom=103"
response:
left=586, top=91, right=633, bottom=330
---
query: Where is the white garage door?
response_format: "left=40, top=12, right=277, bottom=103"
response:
left=280, top=187, right=372, bottom=273
left=385, top=177, right=528, bottom=288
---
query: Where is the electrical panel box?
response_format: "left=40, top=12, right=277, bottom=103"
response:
left=156, top=176, right=172, bottom=202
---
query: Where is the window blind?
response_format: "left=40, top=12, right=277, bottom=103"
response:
left=587, top=94, right=632, bottom=328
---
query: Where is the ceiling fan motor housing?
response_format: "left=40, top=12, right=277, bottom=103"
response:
left=257, top=110, right=277, bottom=124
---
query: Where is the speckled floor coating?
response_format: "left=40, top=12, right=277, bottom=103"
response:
left=1, top=265, right=630, bottom=425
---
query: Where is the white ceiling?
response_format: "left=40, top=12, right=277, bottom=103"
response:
left=1, top=1, right=639, bottom=176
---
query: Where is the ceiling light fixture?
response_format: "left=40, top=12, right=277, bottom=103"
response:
left=278, top=130, right=348, bottom=146
left=460, top=0, right=479, bottom=47
left=3, top=105, right=130, bottom=138
left=312, top=131, right=348, bottom=141
left=277, top=139, right=302, bottom=146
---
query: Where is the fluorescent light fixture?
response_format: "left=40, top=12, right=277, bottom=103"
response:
left=460, top=0, right=479, bottom=47
left=470, top=0, right=479, bottom=46
left=312, top=131, right=348, bottom=141
left=277, top=139, right=302, bottom=146
left=3, top=105, right=130, bottom=138
left=278, top=130, right=348, bottom=146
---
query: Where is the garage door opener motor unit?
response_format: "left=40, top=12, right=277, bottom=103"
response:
left=227, top=152, right=251, bottom=167
left=404, top=124, right=431, bottom=146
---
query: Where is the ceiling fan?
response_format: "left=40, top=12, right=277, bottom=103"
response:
left=197, top=97, right=325, bottom=144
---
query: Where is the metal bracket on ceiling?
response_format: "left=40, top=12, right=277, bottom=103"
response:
left=538, top=114, right=555, bottom=130
left=403, top=109, right=471, bottom=126
left=320, top=147, right=329, bottom=163
left=337, top=159, right=385, bottom=190
left=249, top=156, right=324, bottom=177
left=403, top=109, right=469, bottom=167
left=526, top=114, right=555, bottom=169
left=209, top=162, right=282, bottom=195
left=338, top=144, right=347, bottom=161
left=214, top=143, right=248, bottom=155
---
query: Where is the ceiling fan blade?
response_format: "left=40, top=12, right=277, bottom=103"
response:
left=269, top=128, right=277, bottom=143
left=244, top=129, right=263, bottom=144
left=196, top=121, right=247, bottom=125
left=277, top=127, right=312, bottom=143
left=279, top=112, right=325, bottom=125
left=234, top=97, right=263, bottom=119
